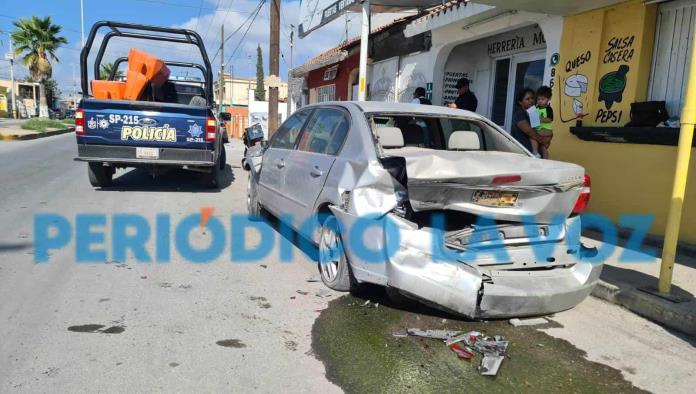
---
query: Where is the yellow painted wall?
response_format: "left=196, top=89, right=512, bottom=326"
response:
left=552, top=0, right=696, bottom=244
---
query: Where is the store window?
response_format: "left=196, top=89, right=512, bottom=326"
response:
left=648, top=0, right=696, bottom=117
left=317, top=84, right=336, bottom=102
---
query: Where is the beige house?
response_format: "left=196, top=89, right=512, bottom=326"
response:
left=213, top=74, right=288, bottom=107
left=0, top=79, right=41, bottom=118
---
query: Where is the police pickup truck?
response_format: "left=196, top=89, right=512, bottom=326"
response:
left=74, top=21, right=226, bottom=188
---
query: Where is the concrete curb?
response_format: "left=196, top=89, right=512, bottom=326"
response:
left=0, top=127, right=74, bottom=141
left=591, top=279, right=696, bottom=337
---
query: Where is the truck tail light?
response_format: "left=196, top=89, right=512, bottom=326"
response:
left=206, top=117, right=217, bottom=142
left=75, top=108, right=85, bottom=135
left=572, top=174, right=591, bottom=215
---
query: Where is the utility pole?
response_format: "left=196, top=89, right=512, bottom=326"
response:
left=268, top=0, right=280, bottom=135
left=80, top=0, right=85, bottom=48
left=358, top=0, right=370, bottom=101
left=290, top=26, right=294, bottom=71
left=229, top=64, right=234, bottom=106
left=219, top=24, right=224, bottom=110
left=71, top=64, right=77, bottom=110
left=8, top=34, right=17, bottom=119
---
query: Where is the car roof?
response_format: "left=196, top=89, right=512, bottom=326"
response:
left=305, top=101, right=484, bottom=119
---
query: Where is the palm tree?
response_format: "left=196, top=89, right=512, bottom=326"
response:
left=11, top=16, right=67, bottom=118
left=99, top=63, right=124, bottom=80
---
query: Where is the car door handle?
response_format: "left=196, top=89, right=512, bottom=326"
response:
left=274, top=159, right=285, bottom=169
left=310, top=167, right=323, bottom=178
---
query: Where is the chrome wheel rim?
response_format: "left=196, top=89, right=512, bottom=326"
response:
left=319, top=217, right=342, bottom=282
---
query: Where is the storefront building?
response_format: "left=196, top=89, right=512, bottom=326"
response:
left=292, top=0, right=696, bottom=243
left=552, top=0, right=696, bottom=244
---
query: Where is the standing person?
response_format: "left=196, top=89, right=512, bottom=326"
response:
left=448, top=77, right=478, bottom=112
left=510, top=88, right=546, bottom=154
left=530, top=85, right=554, bottom=159
left=410, top=87, right=431, bottom=105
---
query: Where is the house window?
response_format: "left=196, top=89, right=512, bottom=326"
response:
left=317, top=84, right=336, bottom=102
left=323, top=65, right=338, bottom=81
left=648, top=0, right=696, bottom=117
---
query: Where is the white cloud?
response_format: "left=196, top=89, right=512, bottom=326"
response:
left=51, top=0, right=410, bottom=96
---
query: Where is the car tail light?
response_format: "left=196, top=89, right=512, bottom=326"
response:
left=572, top=174, right=591, bottom=215
left=206, top=117, right=217, bottom=142
left=75, top=108, right=85, bottom=135
left=491, top=175, right=521, bottom=184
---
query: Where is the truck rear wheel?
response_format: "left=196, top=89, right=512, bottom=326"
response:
left=219, top=147, right=226, bottom=169
left=88, top=163, right=113, bottom=187
left=205, top=161, right=220, bottom=188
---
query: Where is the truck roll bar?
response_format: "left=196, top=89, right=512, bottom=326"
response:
left=80, top=21, right=214, bottom=103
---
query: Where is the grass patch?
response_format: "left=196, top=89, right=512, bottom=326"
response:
left=60, top=118, right=75, bottom=125
left=312, top=289, right=648, bottom=394
left=21, top=118, right=68, bottom=132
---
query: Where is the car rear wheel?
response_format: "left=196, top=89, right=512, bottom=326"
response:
left=88, top=162, right=112, bottom=187
left=319, top=214, right=354, bottom=291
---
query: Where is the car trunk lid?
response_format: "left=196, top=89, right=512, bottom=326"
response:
left=387, top=148, right=585, bottom=224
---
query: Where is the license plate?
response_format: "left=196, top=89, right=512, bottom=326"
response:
left=136, top=147, right=159, bottom=159
left=472, top=190, right=518, bottom=207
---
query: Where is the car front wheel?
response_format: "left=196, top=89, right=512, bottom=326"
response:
left=318, top=214, right=354, bottom=291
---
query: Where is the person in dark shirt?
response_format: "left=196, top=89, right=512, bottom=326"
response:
left=510, top=88, right=546, bottom=154
left=410, top=87, right=432, bottom=105
left=449, top=77, right=478, bottom=112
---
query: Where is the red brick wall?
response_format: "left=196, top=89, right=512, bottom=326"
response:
left=307, top=53, right=359, bottom=101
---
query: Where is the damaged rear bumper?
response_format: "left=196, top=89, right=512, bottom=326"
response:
left=330, top=207, right=603, bottom=319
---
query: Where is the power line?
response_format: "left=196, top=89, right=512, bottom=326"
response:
left=184, top=0, right=206, bottom=63
left=127, top=0, right=224, bottom=10
left=225, top=0, right=265, bottom=66
left=211, top=0, right=265, bottom=64
left=199, top=0, right=222, bottom=57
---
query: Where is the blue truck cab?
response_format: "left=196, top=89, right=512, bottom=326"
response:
left=74, top=21, right=225, bottom=188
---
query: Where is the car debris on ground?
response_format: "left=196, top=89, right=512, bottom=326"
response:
left=396, top=328, right=510, bottom=376
left=509, top=317, right=549, bottom=327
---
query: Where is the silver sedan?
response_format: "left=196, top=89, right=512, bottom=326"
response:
left=244, top=101, right=601, bottom=318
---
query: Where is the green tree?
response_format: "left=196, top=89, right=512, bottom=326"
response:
left=255, top=44, right=265, bottom=102
left=99, top=62, right=124, bottom=80
left=11, top=16, right=67, bottom=117
left=44, top=78, right=60, bottom=106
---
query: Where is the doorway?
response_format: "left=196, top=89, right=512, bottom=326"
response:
left=490, top=51, right=545, bottom=130
left=506, top=51, right=545, bottom=130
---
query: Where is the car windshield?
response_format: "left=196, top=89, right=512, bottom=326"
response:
left=368, top=113, right=527, bottom=154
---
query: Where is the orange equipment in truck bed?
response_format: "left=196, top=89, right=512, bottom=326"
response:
left=91, top=80, right=126, bottom=99
left=122, top=49, right=170, bottom=100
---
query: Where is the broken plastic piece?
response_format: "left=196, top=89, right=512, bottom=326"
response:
left=509, top=317, right=548, bottom=327
left=449, top=343, right=474, bottom=361
left=445, top=331, right=481, bottom=347
left=392, top=331, right=408, bottom=338
left=479, top=355, right=504, bottom=376
left=406, top=328, right=461, bottom=340
left=474, top=339, right=509, bottom=356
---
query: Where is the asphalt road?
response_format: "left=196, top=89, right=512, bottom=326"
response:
left=0, top=134, right=694, bottom=393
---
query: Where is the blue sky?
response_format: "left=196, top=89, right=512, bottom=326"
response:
left=0, top=0, right=404, bottom=96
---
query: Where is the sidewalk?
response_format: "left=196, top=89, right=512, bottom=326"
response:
left=0, top=119, right=74, bottom=141
left=583, top=234, right=696, bottom=337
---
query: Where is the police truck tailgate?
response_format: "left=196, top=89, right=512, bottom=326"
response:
left=75, top=99, right=216, bottom=165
